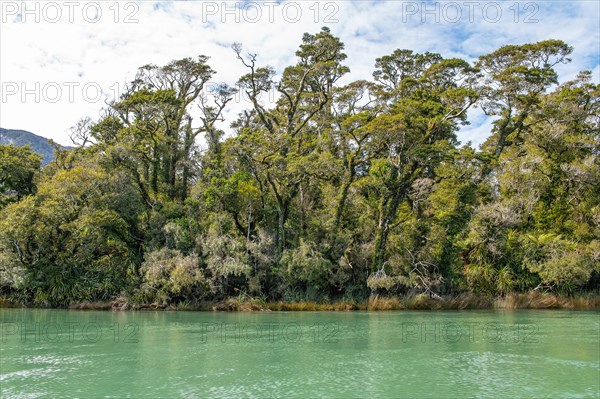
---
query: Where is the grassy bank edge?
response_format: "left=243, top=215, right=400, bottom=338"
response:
left=1, top=292, right=599, bottom=311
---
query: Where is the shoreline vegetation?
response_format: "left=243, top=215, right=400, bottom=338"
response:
left=2, top=292, right=599, bottom=311
left=1, top=30, right=599, bottom=310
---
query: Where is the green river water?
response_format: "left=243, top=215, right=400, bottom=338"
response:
left=0, top=309, right=598, bottom=398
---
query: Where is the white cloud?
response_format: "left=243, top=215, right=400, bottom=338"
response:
left=1, top=0, right=598, bottom=146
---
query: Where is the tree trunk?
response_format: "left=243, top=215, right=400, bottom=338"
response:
left=181, top=165, right=189, bottom=201
left=334, top=167, right=355, bottom=229
left=372, top=190, right=403, bottom=270
left=372, top=162, right=409, bottom=271
left=151, top=142, right=159, bottom=195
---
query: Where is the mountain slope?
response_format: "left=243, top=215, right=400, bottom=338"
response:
left=0, top=128, right=70, bottom=165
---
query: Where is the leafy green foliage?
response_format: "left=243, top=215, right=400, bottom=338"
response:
left=1, top=33, right=598, bottom=306
left=138, top=248, right=206, bottom=305
left=0, top=145, right=41, bottom=207
left=0, top=163, right=142, bottom=306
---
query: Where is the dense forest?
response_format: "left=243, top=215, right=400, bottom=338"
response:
left=1, top=28, right=598, bottom=307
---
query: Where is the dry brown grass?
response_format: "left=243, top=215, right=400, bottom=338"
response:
left=211, top=298, right=269, bottom=311
left=363, top=293, right=600, bottom=311
left=567, top=295, right=600, bottom=309
left=444, top=294, right=494, bottom=310
left=7, top=292, right=598, bottom=311
left=367, top=296, right=404, bottom=310
left=495, top=292, right=600, bottom=309
left=0, top=296, right=21, bottom=308
left=266, top=300, right=360, bottom=311
left=366, top=294, right=495, bottom=311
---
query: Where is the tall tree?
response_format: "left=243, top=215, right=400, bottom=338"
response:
left=368, top=54, right=479, bottom=271
left=477, top=40, right=573, bottom=157
left=233, top=27, right=349, bottom=256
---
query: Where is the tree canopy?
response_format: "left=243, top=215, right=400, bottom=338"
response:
left=1, top=29, right=598, bottom=307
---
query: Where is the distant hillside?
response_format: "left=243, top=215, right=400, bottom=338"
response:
left=0, top=128, right=71, bottom=165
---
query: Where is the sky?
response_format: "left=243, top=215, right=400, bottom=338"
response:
left=1, top=0, right=599, bottom=147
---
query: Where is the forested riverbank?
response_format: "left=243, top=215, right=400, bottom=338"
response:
left=1, top=29, right=598, bottom=309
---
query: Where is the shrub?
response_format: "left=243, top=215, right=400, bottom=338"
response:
left=139, top=248, right=206, bottom=305
left=280, top=239, right=333, bottom=293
